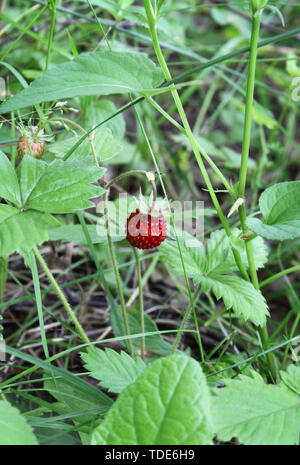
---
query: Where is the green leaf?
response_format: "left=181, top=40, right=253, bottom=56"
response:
left=0, top=51, right=164, bottom=114
left=0, top=400, right=38, bottom=445
left=0, top=151, right=21, bottom=205
left=86, top=99, right=126, bottom=139
left=0, top=208, right=59, bottom=257
left=81, top=347, right=146, bottom=393
left=206, top=229, right=268, bottom=273
left=159, top=237, right=206, bottom=280
left=110, top=304, right=173, bottom=356
left=212, top=373, right=300, bottom=445
left=246, top=181, right=300, bottom=241
left=280, top=364, right=300, bottom=395
left=92, top=127, right=123, bottom=163
left=160, top=229, right=267, bottom=279
left=91, top=354, right=213, bottom=445
left=160, top=232, right=269, bottom=326
left=198, top=274, right=269, bottom=327
left=25, top=159, right=105, bottom=213
left=17, top=155, right=47, bottom=205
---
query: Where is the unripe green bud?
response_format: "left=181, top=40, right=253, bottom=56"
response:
left=251, top=0, right=268, bottom=14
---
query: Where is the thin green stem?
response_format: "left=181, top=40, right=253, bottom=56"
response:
left=260, top=265, right=300, bottom=289
left=236, top=11, right=276, bottom=380
left=143, top=0, right=249, bottom=284
left=145, top=95, right=235, bottom=197
left=45, top=0, right=58, bottom=70
left=133, top=100, right=204, bottom=358
left=33, top=246, right=90, bottom=345
left=104, top=191, right=134, bottom=358
left=171, top=283, right=203, bottom=356
left=238, top=14, right=261, bottom=199
left=87, top=0, right=112, bottom=51
left=28, top=251, right=49, bottom=359
left=0, top=5, right=47, bottom=62
left=133, top=248, right=145, bottom=360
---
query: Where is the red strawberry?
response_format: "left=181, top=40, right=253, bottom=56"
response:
left=126, top=209, right=167, bottom=249
left=17, top=135, right=45, bottom=159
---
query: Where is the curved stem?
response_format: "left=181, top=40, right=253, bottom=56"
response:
left=260, top=265, right=300, bottom=289
left=105, top=170, right=153, bottom=190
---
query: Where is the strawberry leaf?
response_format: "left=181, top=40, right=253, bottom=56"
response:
left=24, top=158, right=105, bottom=213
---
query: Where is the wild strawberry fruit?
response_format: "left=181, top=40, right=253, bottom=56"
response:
left=17, top=126, right=47, bottom=159
left=126, top=209, right=167, bottom=249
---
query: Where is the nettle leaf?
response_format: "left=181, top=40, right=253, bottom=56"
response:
left=198, top=275, right=269, bottom=327
left=212, top=374, right=300, bottom=445
left=0, top=400, right=38, bottom=445
left=25, top=158, right=105, bottom=213
left=0, top=207, right=59, bottom=257
left=0, top=51, right=164, bottom=114
left=0, top=151, right=21, bottom=205
left=246, top=181, right=300, bottom=241
left=81, top=347, right=146, bottom=393
left=91, top=354, right=213, bottom=445
left=280, top=364, right=300, bottom=395
left=160, top=231, right=269, bottom=326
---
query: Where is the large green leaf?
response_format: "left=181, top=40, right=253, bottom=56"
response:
left=160, top=232, right=269, bottom=326
left=25, top=159, right=105, bottom=213
left=0, top=400, right=38, bottom=445
left=0, top=51, right=164, bottom=114
left=81, top=347, right=146, bottom=393
left=91, top=354, right=213, bottom=445
left=212, top=373, right=300, bottom=445
left=0, top=207, right=59, bottom=257
left=246, top=181, right=300, bottom=241
left=0, top=151, right=21, bottom=205
left=198, top=274, right=269, bottom=327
